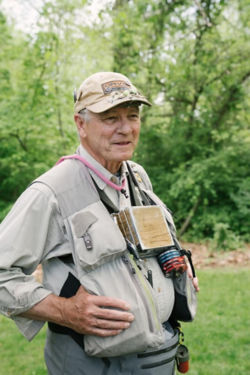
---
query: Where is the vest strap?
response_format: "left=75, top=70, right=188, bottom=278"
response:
left=48, top=272, right=83, bottom=349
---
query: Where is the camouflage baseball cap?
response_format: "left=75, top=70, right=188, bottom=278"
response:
left=74, top=72, right=151, bottom=114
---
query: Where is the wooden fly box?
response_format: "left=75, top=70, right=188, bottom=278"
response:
left=113, top=206, right=174, bottom=256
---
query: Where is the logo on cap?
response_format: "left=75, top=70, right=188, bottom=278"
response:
left=101, top=80, right=131, bottom=95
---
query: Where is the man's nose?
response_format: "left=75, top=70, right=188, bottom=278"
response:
left=117, top=117, right=131, bottom=133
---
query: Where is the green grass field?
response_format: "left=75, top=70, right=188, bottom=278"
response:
left=0, top=268, right=249, bottom=375
left=183, top=268, right=250, bottom=375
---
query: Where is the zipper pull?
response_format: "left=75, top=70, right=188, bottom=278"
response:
left=122, top=255, right=136, bottom=274
left=147, top=269, right=153, bottom=288
left=82, top=232, right=92, bottom=251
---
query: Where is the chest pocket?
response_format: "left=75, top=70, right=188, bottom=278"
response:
left=67, top=200, right=127, bottom=275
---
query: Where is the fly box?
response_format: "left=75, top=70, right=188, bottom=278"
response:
left=112, top=206, right=175, bottom=257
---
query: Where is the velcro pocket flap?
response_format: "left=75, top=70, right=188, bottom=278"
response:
left=68, top=201, right=127, bottom=273
left=71, top=211, right=97, bottom=237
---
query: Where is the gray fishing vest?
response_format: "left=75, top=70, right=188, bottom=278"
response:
left=34, top=159, right=175, bottom=357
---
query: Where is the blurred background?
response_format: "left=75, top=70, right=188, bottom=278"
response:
left=0, top=0, right=249, bottom=250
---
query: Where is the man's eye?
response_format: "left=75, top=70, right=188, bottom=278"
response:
left=103, top=116, right=116, bottom=121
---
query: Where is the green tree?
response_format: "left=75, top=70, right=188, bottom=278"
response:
left=110, top=0, right=250, bottom=242
left=0, top=0, right=249, bottom=245
left=0, top=0, right=114, bottom=220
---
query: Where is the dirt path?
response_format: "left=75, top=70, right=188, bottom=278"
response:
left=181, top=242, right=250, bottom=269
left=33, top=243, right=250, bottom=282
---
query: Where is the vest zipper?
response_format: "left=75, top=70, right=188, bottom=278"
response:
left=137, top=340, right=179, bottom=358
left=122, top=254, right=161, bottom=332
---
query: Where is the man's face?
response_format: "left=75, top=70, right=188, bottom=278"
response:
left=75, top=105, right=141, bottom=173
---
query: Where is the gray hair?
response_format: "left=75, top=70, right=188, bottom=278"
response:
left=78, top=108, right=91, bottom=122
left=75, top=109, right=91, bottom=140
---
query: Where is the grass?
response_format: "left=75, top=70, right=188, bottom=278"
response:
left=0, top=319, right=47, bottom=375
left=0, top=268, right=249, bottom=374
left=183, top=268, right=250, bottom=375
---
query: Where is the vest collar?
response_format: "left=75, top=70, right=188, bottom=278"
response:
left=77, top=145, right=128, bottom=191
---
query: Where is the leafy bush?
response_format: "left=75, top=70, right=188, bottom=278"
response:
left=210, top=223, right=243, bottom=251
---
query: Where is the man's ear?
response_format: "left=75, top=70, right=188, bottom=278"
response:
left=74, top=115, right=87, bottom=138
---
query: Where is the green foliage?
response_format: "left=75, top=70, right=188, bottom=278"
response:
left=0, top=0, right=249, bottom=245
left=0, top=200, right=12, bottom=222
left=210, top=223, right=243, bottom=251
left=111, top=0, right=250, bottom=243
left=0, top=1, right=113, bottom=206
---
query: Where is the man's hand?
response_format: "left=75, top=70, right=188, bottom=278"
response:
left=186, top=261, right=200, bottom=292
left=20, top=286, right=134, bottom=337
left=61, top=286, right=134, bottom=336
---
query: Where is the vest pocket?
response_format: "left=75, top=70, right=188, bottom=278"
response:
left=68, top=201, right=127, bottom=273
left=81, top=254, right=164, bottom=357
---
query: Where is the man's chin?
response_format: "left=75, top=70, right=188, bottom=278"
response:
left=115, top=144, right=135, bottom=156
left=116, top=151, right=134, bottom=162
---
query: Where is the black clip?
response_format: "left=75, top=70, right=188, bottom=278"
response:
left=147, top=269, right=153, bottom=288
left=121, top=188, right=129, bottom=198
left=126, top=240, right=140, bottom=260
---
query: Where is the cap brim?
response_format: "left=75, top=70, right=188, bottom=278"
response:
left=85, top=95, right=151, bottom=113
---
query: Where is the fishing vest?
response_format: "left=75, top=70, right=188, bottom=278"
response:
left=33, top=158, right=176, bottom=357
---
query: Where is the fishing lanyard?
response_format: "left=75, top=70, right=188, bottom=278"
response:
left=56, top=154, right=128, bottom=197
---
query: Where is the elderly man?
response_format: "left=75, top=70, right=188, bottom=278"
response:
left=0, top=72, right=198, bottom=374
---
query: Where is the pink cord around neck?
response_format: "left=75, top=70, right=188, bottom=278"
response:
left=56, top=154, right=126, bottom=193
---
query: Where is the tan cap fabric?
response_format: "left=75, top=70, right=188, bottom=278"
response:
left=74, top=72, right=151, bottom=114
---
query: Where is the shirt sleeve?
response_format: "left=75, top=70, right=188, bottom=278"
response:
left=0, top=183, right=65, bottom=319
